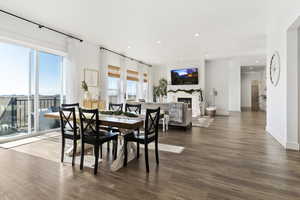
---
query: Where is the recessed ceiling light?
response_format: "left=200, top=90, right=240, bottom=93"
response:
left=255, top=60, right=259, bottom=63
left=127, top=46, right=131, bottom=49
left=156, top=40, right=161, bottom=44
left=194, top=33, right=200, bottom=37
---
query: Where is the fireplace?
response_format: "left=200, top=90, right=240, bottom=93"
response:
left=178, top=98, right=192, bottom=108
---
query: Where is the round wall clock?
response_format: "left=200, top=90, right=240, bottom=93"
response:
left=270, top=51, right=280, bottom=87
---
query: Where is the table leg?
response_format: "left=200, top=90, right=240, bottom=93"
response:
left=111, top=139, right=137, bottom=172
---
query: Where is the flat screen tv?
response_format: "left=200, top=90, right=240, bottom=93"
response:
left=171, top=68, right=199, bottom=85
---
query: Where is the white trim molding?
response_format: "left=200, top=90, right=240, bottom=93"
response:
left=285, top=142, right=300, bottom=151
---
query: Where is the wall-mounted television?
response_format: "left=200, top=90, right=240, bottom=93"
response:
left=171, top=68, right=199, bottom=85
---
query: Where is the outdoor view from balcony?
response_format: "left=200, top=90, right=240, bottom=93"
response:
left=0, top=42, right=64, bottom=139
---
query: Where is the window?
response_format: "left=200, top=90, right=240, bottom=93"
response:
left=0, top=41, right=64, bottom=140
left=127, top=80, right=137, bottom=101
left=0, top=42, right=31, bottom=137
left=38, top=51, right=63, bottom=131
left=107, top=65, right=121, bottom=103
left=126, top=69, right=139, bottom=101
left=107, top=77, right=120, bottom=103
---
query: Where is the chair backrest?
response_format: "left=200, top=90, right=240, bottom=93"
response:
left=109, top=103, right=123, bottom=112
left=125, top=104, right=141, bottom=114
left=79, top=108, right=100, bottom=140
left=144, top=107, right=160, bottom=140
left=61, top=103, right=80, bottom=109
left=59, top=107, right=78, bottom=137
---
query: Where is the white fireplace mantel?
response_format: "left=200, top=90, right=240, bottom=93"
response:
left=167, top=90, right=202, bottom=117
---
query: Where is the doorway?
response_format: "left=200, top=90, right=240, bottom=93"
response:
left=241, top=66, right=266, bottom=112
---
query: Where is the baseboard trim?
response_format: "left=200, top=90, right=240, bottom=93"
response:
left=265, top=127, right=286, bottom=148
left=286, top=142, right=300, bottom=151
left=266, top=127, right=300, bottom=151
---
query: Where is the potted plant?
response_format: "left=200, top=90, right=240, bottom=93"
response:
left=153, top=78, right=168, bottom=102
left=81, top=80, right=91, bottom=100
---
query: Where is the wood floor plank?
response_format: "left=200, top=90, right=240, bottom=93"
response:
left=0, top=111, right=300, bottom=199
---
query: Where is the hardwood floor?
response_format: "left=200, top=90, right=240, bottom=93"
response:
left=1, top=111, right=300, bottom=200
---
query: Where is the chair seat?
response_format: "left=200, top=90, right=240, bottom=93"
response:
left=83, top=130, right=118, bottom=144
left=125, top=131, right=155, bottom=144
left=64, top=132, right=80, bottom=140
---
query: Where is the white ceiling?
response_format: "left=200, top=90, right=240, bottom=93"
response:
left=0, top=0, right=267, bottom=65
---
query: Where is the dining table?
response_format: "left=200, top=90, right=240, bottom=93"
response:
left=44, top=111, right=144, bottom=171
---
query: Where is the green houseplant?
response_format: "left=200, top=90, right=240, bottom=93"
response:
left=153, top=78, right=168, bottom=102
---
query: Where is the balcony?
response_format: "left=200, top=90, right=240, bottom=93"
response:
left=0, top=95, right=61, bottom=137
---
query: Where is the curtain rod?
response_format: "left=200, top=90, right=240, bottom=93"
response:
left=100, top=47, right=152, bottom=67
left=0, top=9, right=83, bottom=42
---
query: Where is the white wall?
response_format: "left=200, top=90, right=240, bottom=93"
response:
left=228, top=61, right=241, bottom=112
left=65, top=40, right=101, bottom=104
left=205, top=59, right=241, bottom=115
left=152, top=58, right=205, bottom=116
left=152, top=58, right=205, bottom=90
left=266, top=0, right=300, bottom=149
left=205, top=59, right=229, bottom=115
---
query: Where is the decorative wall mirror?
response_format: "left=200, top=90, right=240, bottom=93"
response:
left=84, top=68, right=99, bottom=87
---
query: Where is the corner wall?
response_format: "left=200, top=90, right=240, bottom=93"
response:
left=266, top=0, right=300, bottom=149
left=205, top=58, right=241, bottom=115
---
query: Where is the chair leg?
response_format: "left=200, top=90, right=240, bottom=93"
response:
left=145, top=143, right=149, bottom=173
left=80, top=142, right=85, bottom=170
left=94, top=144, right=100, bottom=175
left=155, top=139, right=159, bottom=165
left=72, top=140, right=77, bottom=166
left=123, top=140, right=128, bottom=167
left=114, top=139, right=118, bottom=160
left=137, top=129, right=140, bottom=159
left=100, top=144, right=103, bottom=159
left=61, top=137, right=65, bottom=163
left=137, top=142, right=140, bottom=159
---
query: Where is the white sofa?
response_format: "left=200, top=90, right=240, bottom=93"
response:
left=140, top=102, right=192, bottom=129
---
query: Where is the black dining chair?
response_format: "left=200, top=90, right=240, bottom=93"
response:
left=109, top=103, right=123, bottom=112
left=125, top=103, right=142, bottom=114
left=62, top=103, right=80, bottom=109
left=106, top=103, right=123, bottom=151
left=125, top=103, right=142, bottom=156
left=123, top=107, right=160, bottom=172
left=59, top=106, right=80, bottom=166
left=79, top=108, right=118, bottom=175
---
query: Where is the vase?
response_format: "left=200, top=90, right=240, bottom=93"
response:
left=84, top=91, right=91, bottom=100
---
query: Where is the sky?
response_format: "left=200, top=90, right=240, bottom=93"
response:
left=0, top=42, right=62, bottom=96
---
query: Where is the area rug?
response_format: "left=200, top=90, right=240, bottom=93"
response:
left=192, top=116, right=214, bottom=128
left=6, top=133, right=185, bottom=170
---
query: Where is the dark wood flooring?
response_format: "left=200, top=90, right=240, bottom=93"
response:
left=1, top=111, right=300, bottom=200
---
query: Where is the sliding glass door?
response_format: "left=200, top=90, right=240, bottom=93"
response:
left=0, top=41, right=64, bottom=141
left=38, top=51, right=63, bottom=131
left=0, top=42, right=31, bottom=138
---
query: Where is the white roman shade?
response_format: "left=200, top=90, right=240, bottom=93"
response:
left=126, top=69, right=139, bottom=81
